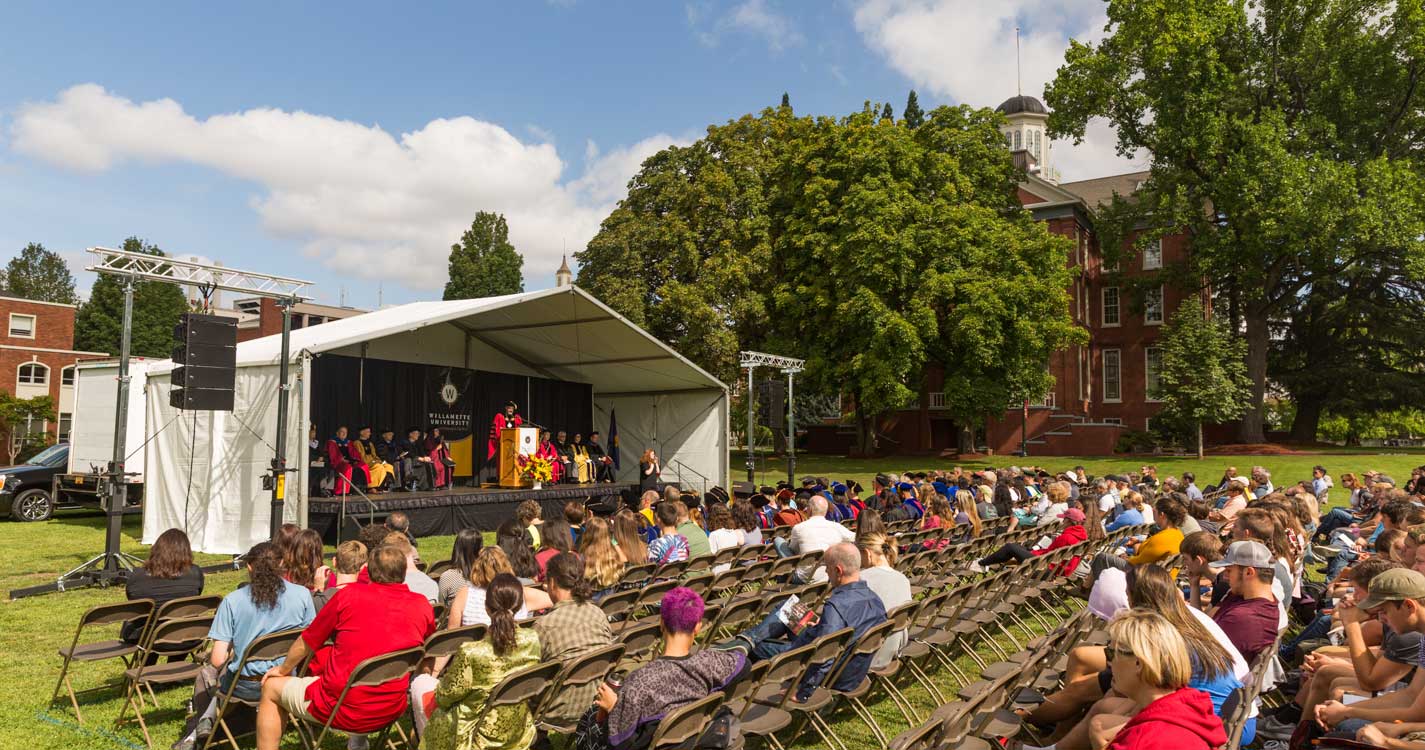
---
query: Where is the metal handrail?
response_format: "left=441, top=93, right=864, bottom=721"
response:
left=334, top=477, right=379, bottom=544
left=670, top=459, right=711, bottom=495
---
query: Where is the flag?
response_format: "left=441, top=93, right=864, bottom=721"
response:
left=608, top=409, right=620, bottom=471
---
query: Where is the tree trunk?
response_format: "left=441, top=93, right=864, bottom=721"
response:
left=1237, top=307, right=1269, bottom=444
left=1197, top=421, right=1204, bottom=460
left=1290, top=397, right=1323, bottom=444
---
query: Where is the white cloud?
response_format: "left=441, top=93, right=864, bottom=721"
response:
left=9, top=84, right=691, bottom=291
left=851, top=0, right=1145, bottom=181
left=690, top=0, right=803, bottom=52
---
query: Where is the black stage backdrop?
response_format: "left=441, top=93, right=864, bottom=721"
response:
left=311, top=355, right=592, bottom=464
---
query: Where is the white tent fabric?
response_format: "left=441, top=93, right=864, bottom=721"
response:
left=143, top=286, right=728, bottom=554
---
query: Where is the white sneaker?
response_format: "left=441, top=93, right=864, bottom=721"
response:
left=968, top=561, right=985, bottom=574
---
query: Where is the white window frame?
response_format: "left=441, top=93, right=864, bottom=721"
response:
left=1014, top=130, right=1022, bottom=150
left=58, top=412, right=72, bottom=443
left=1103, top=349, right=1122, bottom=403
left=60, top=365, right=76, bottom=387
left=17, top=362, right=49, bottom=385
left=1102, top=286, right=1121, bottom=327
left=1145, top=346, right=1162, bottom=402
left=9, top=313, right=36, bottom=339
left=1144, top=285, right=1164, bottom=325
left=1104, top=417, right=1123, bottom=425
left=10, top=414, right=46, bottom=453
left=1143, top=238, right=1163, bottom=270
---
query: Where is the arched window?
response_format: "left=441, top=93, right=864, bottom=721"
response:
left=18, top=362, right=49, bottom=385
left=1013, top=130, right=1022, bottom=149
left=60, top=366, right=76, bottom=387
left=1032, top=129, right=1042, bottom=159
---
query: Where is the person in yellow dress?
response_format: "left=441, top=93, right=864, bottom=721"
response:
left=354, top=426, right=395, bottom=491
left=414, top=573, right=541, bottom=750
left=571, top=433, right=594, bottom=484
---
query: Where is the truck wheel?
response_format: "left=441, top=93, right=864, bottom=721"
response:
left=14, top=488, right=53, bottom=521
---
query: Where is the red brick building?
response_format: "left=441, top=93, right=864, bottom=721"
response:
left=0, top=295, right=108, bottom=452
left=826, top=94, right=1198, bottom=457
left=230, top=297, right=366, bottom=343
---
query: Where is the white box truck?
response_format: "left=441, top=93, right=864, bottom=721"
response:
left=54, top=357, right=152, bottom=510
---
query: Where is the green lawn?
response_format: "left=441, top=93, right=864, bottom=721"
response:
left=1, top=449, right=1410, bottom=749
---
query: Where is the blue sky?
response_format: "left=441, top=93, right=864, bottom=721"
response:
left=0, top=1, right=1135, bottom=307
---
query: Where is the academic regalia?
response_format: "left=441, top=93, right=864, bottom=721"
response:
left=425, top=434, right=453, bottom=489
left=553, top=440, right=574, bottom=484
left=354, top=438, right=394, bottom=491
left=536, top=439, right=562, bottom=482
left=571, top=442, right=593, bottom=483
left=487, top=412, right=522, bottom=460
left=398, top=438, right=435, bottom=491
left=325, top=437, right=367, bottom=495
left=585, top=441, right=614, bottom=482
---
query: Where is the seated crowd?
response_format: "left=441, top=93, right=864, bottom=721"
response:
left=97, top=459, right=1425, bottom=750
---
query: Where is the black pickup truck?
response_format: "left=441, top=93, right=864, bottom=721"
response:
left=0, top=444, right=83, bottom=521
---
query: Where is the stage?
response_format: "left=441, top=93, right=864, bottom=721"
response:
left=307, top=481, right=638, bottom=542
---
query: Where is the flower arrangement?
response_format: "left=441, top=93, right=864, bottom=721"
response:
left=516, top=454, right=553, bottom=484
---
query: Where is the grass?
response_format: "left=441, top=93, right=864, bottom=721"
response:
left=1, top=450, right=1403, bottom=750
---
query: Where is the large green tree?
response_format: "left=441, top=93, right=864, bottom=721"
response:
left=1046, top=0, right=1425, bottom=443
left=1154, top=298, right=1252, bottom=458
left=769, top=105, right=1082, bottom=450
left=5, top=243, right=77, bottom=304
left=443, top=212, right=524, bottom=300
left=74, top=237, right=188, bottom=357
left=903, top=90, right=925, bottom=129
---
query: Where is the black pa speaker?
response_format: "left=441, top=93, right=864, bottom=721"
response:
left=170, top=313, right=237, bottom=411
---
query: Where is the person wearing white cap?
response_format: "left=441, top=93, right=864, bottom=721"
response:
left=1204, top=477, right=1249, bottom=533
left=1207, top=540, right=1281, bottom=663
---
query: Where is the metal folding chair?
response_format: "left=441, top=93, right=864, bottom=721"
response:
left=50, top=598, right=154, bottom=724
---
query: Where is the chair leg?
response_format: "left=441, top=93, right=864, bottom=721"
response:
left=904, top=660, right=948, bottom=705
left=62, top=671, right=85, bottom=724
left=807, top=711, right=850, bottom=750
left=847, top=696, right=889, bottom=747
left=129, top=690, right=154, bottom=749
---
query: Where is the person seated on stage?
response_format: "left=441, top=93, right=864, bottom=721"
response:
left=411, top=572, right=541, bottom=746
left=581, top=587, right=747, bottom=750
left=586, top=431, right=615, bottom=483
left=325, top=426, right=369, bottom=495
left=571, top=433, right=594, bottom=484
left=254, top=544, right=435, bottom=750
left=554, top=430, right=575, bottom=484
left=353, top=426, right=394, bottom=493
left=424, top=427, right=454, bottom=490
left=373, top=428, right=404, bottom=489
left=717, top=543, right=887, bottom=703
left=648, top=501, right=691, bottom=564
left=536, top=430, right=563, bottom=483
left=123, top=528, right=205, bottom=645
left=173, top=542, right=315, bottom=750
left=398, top=427, right=436, bottom=492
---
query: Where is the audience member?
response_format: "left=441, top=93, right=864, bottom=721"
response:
left=970, top=507, right=1088, bottom=574
left=413, top=573, right=540, bottom=747
left=647, top=502, right=690, bottom=564
left=449, top=547, right=550, bottom=628
left=384, top=533, right=438, bottom=605
left=437, top=529, right=483, bottom=610
left=255, top=544, right=436, bottom=750
left=534, top=553, right=615, bottom=727
left=857, top=533, right=912, bottom=668
left=673, top=501, right=712, bottom=558
left=313, top=541, right=367, bottom=613
left=535, top=516, right=575, bottom=580
left=731, top=499, right=764, bottom=546
left=516, top=499, right=544, bottom=549
left=564, top=501, right=587, bottom=546
left=779, top=495, right=856, bottom=582
left=123, top=528, right=205, bottom=644
left=282, top=528, right=327, bottom=592
left=1209, top=540, right=1282, bottom=663
left=610, top=509, right=647, bottom=565
left=578, top=517, right=624, bottom=596
left=385, top=511, right=415, bottom=547
left=496, top=519, right=541, bottom=583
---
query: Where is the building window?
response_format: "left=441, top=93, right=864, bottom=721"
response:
left=1014, top=130, right=1022, bottom=150
left=1143, top=238, right=1162, bottom=270
left=10, top=413, right=46, bottom=455
left=1103, top=349, right=1122, bottom=402
left=1145, top=346, right=1162, bottom=401
left=1031, top=129, right=1041, bottom=159
left=60, top=366, right=75, bottom=387
left=58, top=412, right=72, bottom=443
left=1102, top=286, right=1121, bottom=327
left=17, top=362, right=48, bottom=385
left=1145, top=286, right=1164, bottom=325
left=1104, top=417, right=1123, bottom=425
left=9, top=313, right=35, bottom=339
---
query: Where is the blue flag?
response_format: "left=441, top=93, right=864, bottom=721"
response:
left=608, top=409, right=620, bottom=471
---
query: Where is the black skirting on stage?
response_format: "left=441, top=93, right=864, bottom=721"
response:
left=307, top=482, right=637, bottom=543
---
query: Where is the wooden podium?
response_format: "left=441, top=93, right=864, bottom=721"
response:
left=498, top=427, right=539, bottom=488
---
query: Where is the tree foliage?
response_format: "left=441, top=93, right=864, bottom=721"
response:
left=5, top=243, right=77, bottom=304
left=443, top=212, right=524, bottom=300
left=1046, top=0, right=1425, bottom=443
left=1154, top=298, right=1252, bottom=457
left=0, top=391, right=56, bottom=463
left=74, top=237, right=188, bottom=358
left=903, top=90, right=925, bottom=129
left=579, top=101, right=1082, bottom=450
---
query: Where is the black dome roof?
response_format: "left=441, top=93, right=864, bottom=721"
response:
left=995, top=95, right=1048, bottom=115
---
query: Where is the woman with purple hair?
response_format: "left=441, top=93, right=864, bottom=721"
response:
left=574, top=587, right=746, bottom=750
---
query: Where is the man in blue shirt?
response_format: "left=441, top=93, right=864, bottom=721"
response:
left=717, top=543, right=887, bottom=701
left=1183, top=471, right=1204, bottom=502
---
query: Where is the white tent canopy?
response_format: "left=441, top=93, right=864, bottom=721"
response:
left=142, top=286, right=729, bottom=554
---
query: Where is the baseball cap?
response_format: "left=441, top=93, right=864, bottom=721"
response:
left=1357, top=568, right=1425, bottom=613
left=1060, top=507, right=1086, bottom=523
left=1209, top=540, right=1274, bottom=569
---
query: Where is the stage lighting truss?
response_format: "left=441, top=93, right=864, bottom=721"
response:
left=738, top=350, right=805, bottom=374
left=86, top=246, right=313, bottom=301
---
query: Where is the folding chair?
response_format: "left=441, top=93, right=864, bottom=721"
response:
left=461, top=661, right=563, bottom=746
left=866, top=602, right=923, bottom=728
left=810, top=620, right=900, bottom=747
left=51, top=598, right=154, bottom=723
left=652, top=559, right=690, bottom=580
left=421, top=624, right=486, bottom=662
left=703, top=593, right=768, bottom=643
left=599, top=588, right=641, bottom=622
left=616, top=621, right=664, bottom=669
left=425, top=559, right=453, bottom=578
left=620, top=562, right=656, bottom=586
left=711, top=546, right=742, bottom=570
left=630, top=579, right=678, bottom=617
left=706, top=568, right=746, bottom=601
left=734, top=643, right=816, bottom=750
left=115, top=614, right=215, bottom=748
left=648, top=691, right=725, bottom=750
left=756, top=628, right=857, bottom=748
left=200, top=628, right=304, bottom=750
left=682, top=572, right=715, bottom=598
left=292, top=646, right=426, bottom=750
left=684, top=553, right=715, bottom=575
left=535, top=643, right=626, bottom=734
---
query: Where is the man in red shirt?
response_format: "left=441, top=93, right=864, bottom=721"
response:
left=256, top=543, right=435, bottom=750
